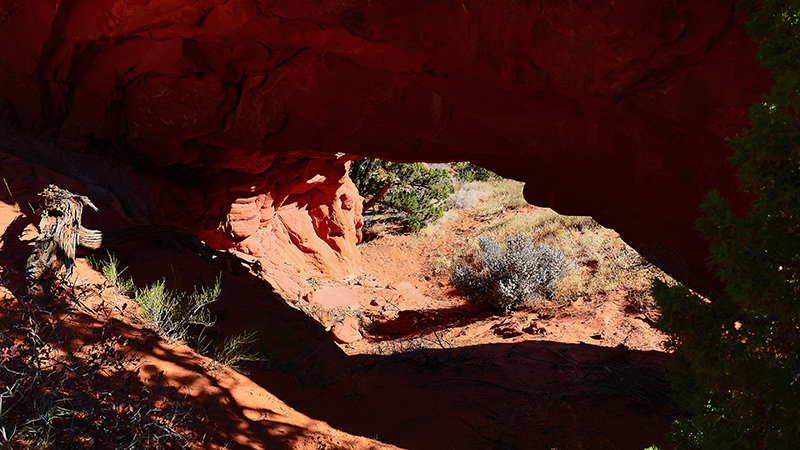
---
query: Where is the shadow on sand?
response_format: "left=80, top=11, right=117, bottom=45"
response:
left=0, top=208, right=677, bottom=450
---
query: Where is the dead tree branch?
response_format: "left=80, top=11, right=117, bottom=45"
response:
left=25, top=185, right=208, bottom=300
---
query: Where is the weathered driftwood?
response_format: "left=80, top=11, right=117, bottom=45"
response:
left=26, top=185, right=208, bottom=299
left=26, top=185, right=97, bottom=297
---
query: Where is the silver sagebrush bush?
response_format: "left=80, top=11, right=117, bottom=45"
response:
left=451, top=234, right=567, bottom=311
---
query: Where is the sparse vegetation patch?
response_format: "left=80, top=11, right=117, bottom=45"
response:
left=207, top=329, right=261, bottom=375
left=451, top=234, right=568, bottom=312
left=469, top=179, right=528, bottom=217
left=91, top=255, right=219, bottom=343
left=90, top=256, right=259, bottom=374
left=446, top=208, right=670, bottom=309
left=134, top=277, right=219, bottom=343
left=0, top=294, right=212, bottom=449
left=448, top=182, right=482, bottom=210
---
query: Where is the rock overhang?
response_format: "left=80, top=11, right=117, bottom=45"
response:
left=0, top=0, right=772, bottom=294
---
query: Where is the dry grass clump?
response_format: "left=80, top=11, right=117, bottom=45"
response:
left=448, top=182, right=482, bottom=210
left=413, top=209, right=462, bottom=240
left=0, top=291, right=215, bottom=449
left=452, top=210, right=596, bottom=264
left=465, top=179, right=528, bottom=217
left=451, top=208, right=671, bottom=308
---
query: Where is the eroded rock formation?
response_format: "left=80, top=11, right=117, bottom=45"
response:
left=205, top=155, right=363, bottom=279
left=0, top=0, right=771, bottom=291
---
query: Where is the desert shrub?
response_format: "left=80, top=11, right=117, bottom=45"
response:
left=90, top=256, right=217, bottom=343
left=653, top=1, right=800, bottom=448
left=92, top=256, right=258, bottom=374
left=208, top=330, right=261, bottom=375
left=350, top=157, right=455, bottom=231
left=451, top=234, right=568, bottom=311
left=0, top=300, right=210, bottom=449
left=451, top=161, right=499, bottom=182
left=134, top=278, right=219, bottom=342
left=450, top=210, right=664, bottom=304
left=448, top=182, right=482, bottom=210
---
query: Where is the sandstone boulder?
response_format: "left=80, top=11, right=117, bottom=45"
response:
left=305, top=286, right=362, bottom=310
left=331, top=317, right=363, bottom=344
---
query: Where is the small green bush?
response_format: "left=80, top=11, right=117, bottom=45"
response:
left=92, top=252, right=134, bottom=295
left=350, top=157, right=455, bottom=231
left=451, top=161, right=499, bottom=182
left=92, top=256, right=259, bottom=374
left=91, top=256, right=219, bottom=343
left=209, top=330, right=261, bottom=375
left=134, top=278, right=219, bottom=343
left=451, top=234, right=568, bottom=311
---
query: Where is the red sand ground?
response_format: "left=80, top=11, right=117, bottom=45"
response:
left=0, top=160, right=676, bottom=449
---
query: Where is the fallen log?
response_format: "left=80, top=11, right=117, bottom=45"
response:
left=26, top=185, right=208, bottom=299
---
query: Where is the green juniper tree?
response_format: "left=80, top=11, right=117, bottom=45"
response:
left=654, top=1, right=800, bottom=448
left=451, top=161, right=500, bottom=182
left=350, top=157, right=454, bottom=232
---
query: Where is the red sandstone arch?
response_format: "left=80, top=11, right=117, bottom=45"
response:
left=0, top=0, right=771, bottom=293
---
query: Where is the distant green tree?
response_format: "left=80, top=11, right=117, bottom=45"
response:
left=654, top=1, right=800, bottom=448
left=349, top=158, right=455, bottom=232
left=451, top=161, right=500, bottom=182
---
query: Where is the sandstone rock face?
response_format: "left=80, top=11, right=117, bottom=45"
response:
left=0, top=0, right=771, bottom=290
left=204, top=156, right=364, bottom=278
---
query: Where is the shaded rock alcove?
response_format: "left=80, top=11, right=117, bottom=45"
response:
left=0, top=0, right=772, bottom=292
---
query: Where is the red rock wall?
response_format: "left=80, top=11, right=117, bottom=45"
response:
left=0, top=0, right=771, bottom=290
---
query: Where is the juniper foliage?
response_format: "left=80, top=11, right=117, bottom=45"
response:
left=350, top=158, right=454, bottom=231
left=451, top=161, right=499, bottom=182
left=654, top=1, right=800, bottom=448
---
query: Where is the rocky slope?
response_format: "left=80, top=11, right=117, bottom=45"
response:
left=0, top=163, right=675, bottom=449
